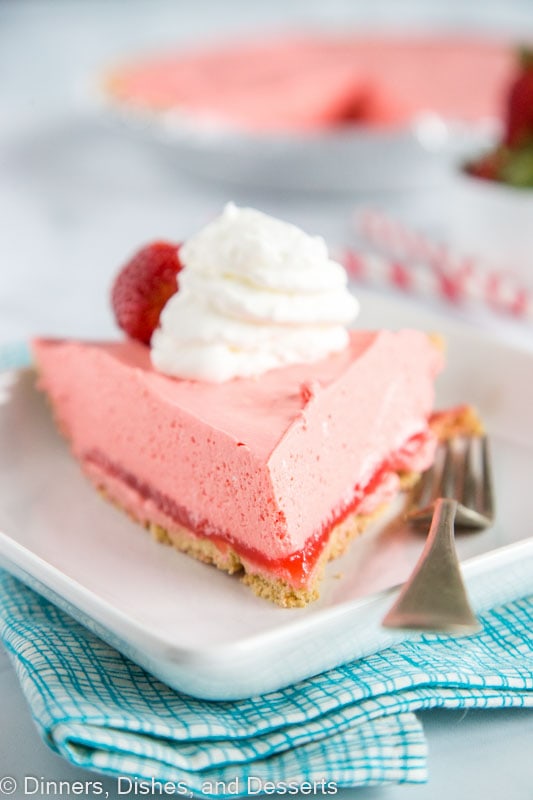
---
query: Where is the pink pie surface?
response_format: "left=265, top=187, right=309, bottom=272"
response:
left=105, top=35, right=514, bottom=132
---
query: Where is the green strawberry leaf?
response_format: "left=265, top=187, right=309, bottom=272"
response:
left=500, top=145, right=533, bottom=188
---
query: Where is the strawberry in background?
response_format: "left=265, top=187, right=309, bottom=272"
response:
left=504, top=47, right=533, bottom=148
left=467, top=46, right=533, bottom=187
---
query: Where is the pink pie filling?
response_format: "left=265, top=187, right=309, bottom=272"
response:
left=106, top=35, right=513, bottom=132
left=32, top=330, right=443, bottom=588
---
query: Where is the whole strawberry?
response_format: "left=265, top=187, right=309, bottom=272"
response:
left=504, top=46, right=533, bottom=148
left=111, top=242, right=182, bottom=344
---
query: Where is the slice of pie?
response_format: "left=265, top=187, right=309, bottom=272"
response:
left=32, top=204, right=453, bottom=606
left=32, top=329, right=443, bottom=606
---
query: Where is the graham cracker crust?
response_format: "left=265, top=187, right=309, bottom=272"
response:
left=430, top=404, right=485, bottom=440
left=120, top=468, right=419, bottom=609
left=149, top=506, right=384, bottom=608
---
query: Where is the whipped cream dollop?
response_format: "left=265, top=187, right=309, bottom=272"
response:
left=151, top=203, right=359, bottom=382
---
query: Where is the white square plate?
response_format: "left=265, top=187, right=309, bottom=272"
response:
left=1, top=293, right=532, bottom=699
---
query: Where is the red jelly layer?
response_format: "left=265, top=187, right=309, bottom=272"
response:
left=84, top=448, right=408, bottom=587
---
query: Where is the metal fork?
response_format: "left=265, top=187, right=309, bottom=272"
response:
left=382, top=435, right=494, bottom=634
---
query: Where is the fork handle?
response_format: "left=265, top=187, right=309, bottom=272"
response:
left=382, top=498, right=481, bottom=634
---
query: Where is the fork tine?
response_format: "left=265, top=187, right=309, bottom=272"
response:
left=407, top=434, right=494, bottom=529
left=461, top=436, right=477, bottom=510
left=410, top=454, right=438, bottom=509
left=437, top=440, right=456, bottom=499
left=408, top=439, right=452, bottom=524
left=461, top=435, right=488, bottom=515
left=458, top=433, right=495, bottom=523
left=480, top=435, right=495, bottom=520
left=454, top=434, right=494, bottom=529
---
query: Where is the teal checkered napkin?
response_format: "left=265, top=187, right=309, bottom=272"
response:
left=0, top=572, right=531, bottom=795
left=0, top=341, right=31, bottom=371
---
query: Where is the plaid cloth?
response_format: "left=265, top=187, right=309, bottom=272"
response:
left=0, top=574, right=532, bottom=794
left=0, top=341, right=31, bottom=371
left=0, top=343, right=532, bottom=793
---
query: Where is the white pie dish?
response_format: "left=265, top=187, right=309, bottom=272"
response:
left=98, top=94, right=494, bottom=194
left=93, top=33, right=508, bottom=194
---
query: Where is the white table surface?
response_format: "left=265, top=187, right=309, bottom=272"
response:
left=1, top=2, right=532, bottom=798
